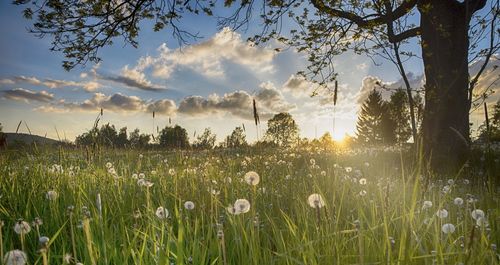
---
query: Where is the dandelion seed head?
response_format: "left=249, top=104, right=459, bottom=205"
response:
left=359, top=178, right=367, bottom=185
left=307, top=193, right=325, bottom=208
left=4, top=250, right=27, bottom=265
left=39, top=236, right=50, bottom=245
left=422, top=200, right=433, bottom=210
left=471, top=209, right=485, bottom=220
left=436, top=209, right=448, bottom=219
left=155, top=207, right=169, bottom=219
left=234, top=199, right=251, bottom=214
left=441, top=223, right=456, bottom=234
left=14, top=220, right=31, bottom=235
left=454, top=197, right=464, bottom=206
left=244, top=171, right=260, bottom=186
left=46, top=190, right=58, bottom=201
left=184, top=201, right=195, bottom=210
left=476, top=217, right=489, bottom=227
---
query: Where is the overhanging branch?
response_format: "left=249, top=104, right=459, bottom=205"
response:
left=310, top=0, right=417, bottom=29
left=388, top=27, right=421, bottom=43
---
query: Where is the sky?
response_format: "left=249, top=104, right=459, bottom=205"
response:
left=0, top=1, right=498, bottom=143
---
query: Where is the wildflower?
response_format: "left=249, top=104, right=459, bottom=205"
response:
left=105, top=162, right=113, bottom=169
left=453, top=197, right=464, bottom=206
left=132, top=173, right=138, bottom=179
left=155, top=207, right=169, bottom=219
left=139, top=173, right=145, bottom=178
left=447, top=179, right=455, bottom=185
left=39, top=236, right=50, bottom=246
left=46, top=190, right=58, bottom=201
left=441, top=223, right=456, bottom=234
left=234, top=199, right=251, bottom=214
left=442, top=185, right=451, bottom=193
left=307, top=193, right=325, bottom=208
left=476, top=217, right=489, bottom=227
left=184, top=201, right=195, bottom=210
left=244, top=171, right=260, bottom=186
left=4, top=250, right=27, bottom=265
left=32, top=217, right=43, bottom=226
left=436, top=209, right=448, bottom=219
left=14, top=220, right=31, bottom=235
left=345, top=167, right=352, bottom=173
left=359, top=178, right=367, bottom=185
left=359, top=190, right=367, bottom=196
left=422, top=200, right=433, bottom=210
left=471, top=209, right=485, bottom=220
left=63, top=253, right=72, bottom=264
left=226, top=205, right=237, bottom=215
left=320, top=171, right=326, bottom=177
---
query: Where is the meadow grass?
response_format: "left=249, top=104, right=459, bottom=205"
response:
left=0, top=146, right=498, bottom=264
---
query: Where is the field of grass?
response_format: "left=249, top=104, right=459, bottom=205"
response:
left=0, top=147, right=499, bottom=265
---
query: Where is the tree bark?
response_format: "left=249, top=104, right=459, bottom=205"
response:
left=418, top=1, right=472, bottom=173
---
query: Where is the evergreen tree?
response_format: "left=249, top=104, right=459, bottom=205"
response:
left=356, top=90, right=393, bottom=145
left=388, top=88, right=412, bottom=144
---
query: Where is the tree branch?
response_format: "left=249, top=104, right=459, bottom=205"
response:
left=310, top=0, right=417, bottom=28
left=388, top=27, right=421, bottom=43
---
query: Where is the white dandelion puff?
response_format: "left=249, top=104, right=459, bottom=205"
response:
left=471, top=209, right=485, bottom=220
left=453, top=197, right=464, bottom=206
left=46, top=190, right=58, bottom=201
left=476, top=217, right=489, bottom=227
left=233, top=199, right=251, bottom=214
left=441, top=223, right=456, bottom=234
left=4, top=250, right=28, bottom=265
left=184, top=201, right=195, bottom=210
left=436, top=209, right=449, bottom=219
left=155, top=207, right=169, bottom=219
left=307, top=193, right=325, bottom=208
left=244, top=171, right=260, bottom=186
left=13, top=220, right=31, bottom=235
left=422, top=200, right=433, bottom=210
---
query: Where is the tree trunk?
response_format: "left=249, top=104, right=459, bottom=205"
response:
left=419, top=1, right=471, bottom=173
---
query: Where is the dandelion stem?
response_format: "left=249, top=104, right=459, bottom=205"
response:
left=69, top=212, right=77, bottom=265
left=464, top=224, right=476, bottom=265
left=0, top=225, right=3, bottom=263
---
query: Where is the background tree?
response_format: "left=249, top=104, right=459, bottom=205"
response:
left=477, top=100, right=500, bottom=142
left=225, top=126, right=248, bottom=148
left=356, top=90, right=386, bottom=145
left=116, top=127, right=129, bottom=148
left=193, top=127, right=216, bottom=149
left=159, top=125, right=190, bottom=149
left=15, top=0, right=499, bottom=172
left=129, top=128, right=151, bottom=149
left=0, top=123, right=6, bottom=149
left=98, top=123, right=118, bottom=147
left=388, top=88, right=412, bottom=144
left=265, top=113, right=299, bottom=147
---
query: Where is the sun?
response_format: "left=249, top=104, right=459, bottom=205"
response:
left=332, top=130, right=346, bottom=141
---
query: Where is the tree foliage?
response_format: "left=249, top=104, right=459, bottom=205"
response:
left=159, top=125, right=190, bottom=149
left=265, top=112, right=299, bottom=147
left=225, top=126, right=248, bottom=148
left=193, top=127, right=217, bottom=149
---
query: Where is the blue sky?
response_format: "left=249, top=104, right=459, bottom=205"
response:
left=0, top=1, right=497, bottom=143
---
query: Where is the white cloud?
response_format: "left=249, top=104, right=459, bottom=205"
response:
left=2, top=88, right=54, bottom=103
left=1, top=75, right=101, bottom=92
left=136, top=27, right=277, bottom=79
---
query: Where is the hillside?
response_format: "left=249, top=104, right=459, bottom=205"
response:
left=3, top=133, right=60, bottom=145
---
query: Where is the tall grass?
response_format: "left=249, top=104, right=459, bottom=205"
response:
left=0, top=146, right=498, bottom=264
